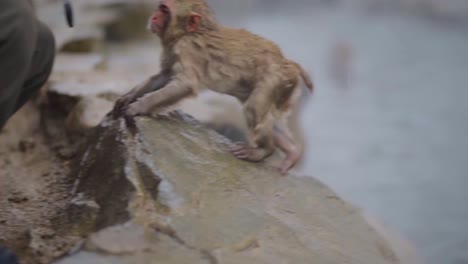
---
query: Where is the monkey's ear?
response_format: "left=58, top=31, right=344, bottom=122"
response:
left=187, top=12, right=201, bottom=32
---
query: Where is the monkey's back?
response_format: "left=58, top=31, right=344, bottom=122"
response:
left=209, top=28, right=297, bottom=86
left=174, top=26, right=302, bottom=104
left=217, top=27, right=287, bottom=65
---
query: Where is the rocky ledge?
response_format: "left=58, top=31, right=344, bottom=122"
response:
left=51, top=112, right=401, bottom=264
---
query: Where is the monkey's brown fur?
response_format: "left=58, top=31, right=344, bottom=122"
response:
left=113, top=0, right=314, bottom=174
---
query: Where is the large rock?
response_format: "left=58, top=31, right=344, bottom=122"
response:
left=53, top=113, right=402, bottom=264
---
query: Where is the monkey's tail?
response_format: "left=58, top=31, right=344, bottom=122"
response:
left=293, top=62, right=314, bottom=92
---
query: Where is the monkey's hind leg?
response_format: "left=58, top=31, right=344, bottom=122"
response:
left=273, top=120, right=302, bottom=175
left=230, top=89, right=275, bottom=162
left=273, top=82, right=304, bottom=174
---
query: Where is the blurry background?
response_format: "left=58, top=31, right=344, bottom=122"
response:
left=205, top=1, right=468, bottom=264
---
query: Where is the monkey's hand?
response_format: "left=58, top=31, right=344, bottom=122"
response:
left=112, top=93, right=136, bottom=118
left=112, top=72, right=173, bottom=119
left=111, top=80, right=150, bottom=118
left=125, top=98, right=153, bottom=117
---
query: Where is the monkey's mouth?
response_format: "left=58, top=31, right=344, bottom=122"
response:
left=150, top=23, right=158, bottom=32
left=150, top=24, right=163, bottom=34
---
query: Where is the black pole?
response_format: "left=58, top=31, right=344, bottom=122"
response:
left=63, top=0, right=74, bottom=27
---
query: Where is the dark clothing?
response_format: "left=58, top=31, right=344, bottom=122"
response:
left=0, top=0, right=55, bottom=129
left=0, top=247, right=19, bottom=264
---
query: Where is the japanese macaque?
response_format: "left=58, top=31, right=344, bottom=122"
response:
left=112, top=0, right=314, bottom=174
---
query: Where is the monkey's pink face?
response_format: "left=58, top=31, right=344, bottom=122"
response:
left=149, top=1, right=172, bottom=35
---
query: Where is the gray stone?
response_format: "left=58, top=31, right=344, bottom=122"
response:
left=54, top=113, right=402, bottom=264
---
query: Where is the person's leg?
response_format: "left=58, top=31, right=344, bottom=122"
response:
left=0, top=0, right=36, bottom=128
left=14, top=21, right=55, bottom=114
left=0, top=0, right=55, bottom=129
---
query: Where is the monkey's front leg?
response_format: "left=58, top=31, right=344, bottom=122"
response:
left=112, top=70, right=171, bottom=118
left=126, top=82, right=194, bottom=117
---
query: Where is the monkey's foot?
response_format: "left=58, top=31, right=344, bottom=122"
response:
left=230, top=143, right=252, bottom=160
left=279, top=148, right=302, bottom=175
left=230, top=143, right=265, bottom=162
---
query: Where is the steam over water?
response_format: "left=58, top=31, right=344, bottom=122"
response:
left=209, top=1, right=468, bottom=264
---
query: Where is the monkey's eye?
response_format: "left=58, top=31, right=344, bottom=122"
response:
left=159, top=4, right=169, bottom=14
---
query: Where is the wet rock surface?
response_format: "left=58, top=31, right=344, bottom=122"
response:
left=0, top=101, right=72, bottom=264
left=50, top=113, right=401, bottom=264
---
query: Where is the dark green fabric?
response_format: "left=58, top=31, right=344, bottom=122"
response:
left=0, top=0, right=55, bottom=129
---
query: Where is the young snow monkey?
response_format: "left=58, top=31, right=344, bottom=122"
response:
left=112, top=0, right=314, bottom=174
